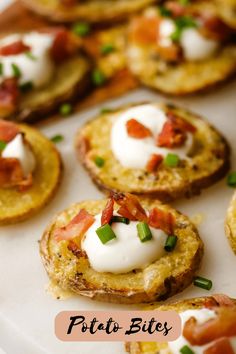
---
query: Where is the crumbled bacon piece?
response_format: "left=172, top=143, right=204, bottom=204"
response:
left=183, top=307, right=236, bottom=346
left=67, top=240, right=85, bottom=258
left=54, top=209, right=95, bottom=243
left=157, top=121, right=187, bottom=148
left=101, top=197, right=114, bottom=225
left=167, top=111, right=196, bottom=133
left=129, top=16, right=160, bottom=45
left=211, top=294, right=236, bottom=308
left=203, top=338, right=234, bottom=354
left=200, top=14, right=232, bottom=41
left=0, top=157, right=32, bottom=191
left=0, top=118, right=19, bottom=142
left=50, top=28, right=78, bottom=63
left=113, top=193, right=147, bottom=222
left=148, top=208, right=175, bottom=234
left=146, top=154, right=163, bottom=173
left=0, top=40, right=30, bottom=56
left=165, top=1, right=186, bottom=17
left=156, top=43, right=182, bottom=63
left=126, top=118, right=152, bottom=139
left=0, top=78, right=19, bottom=118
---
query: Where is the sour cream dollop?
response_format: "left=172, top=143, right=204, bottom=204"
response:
left=0, top=32, right=55, bottom=88
left=82, top=213, right=167, bottom=274
left=168, top=309, right=236, bottom=354
left=111, top=104, right=192, bottom=170
left=2, top=133, right=36, bottom=176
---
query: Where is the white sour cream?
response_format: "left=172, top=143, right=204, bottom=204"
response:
left=82, top=213, right=167, bottom=274
left=0, top=32, right=55, bottom=88
left=168, top=308, right=236, bottom=354
left=159, top=19, right=176, bottom=47
left=180, top=28, right=219, bottom=61
left=2, top=133, right=36, bottom=176
left=111, top=104, right=193, bottom=170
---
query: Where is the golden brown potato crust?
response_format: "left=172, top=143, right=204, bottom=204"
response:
left=225, top=191, right=236, bottom=254
left=40, top=197, right=203, bottom=304
left=0, top=124, right=62, bottom=224
left=75, top=102, right=230, bottom=202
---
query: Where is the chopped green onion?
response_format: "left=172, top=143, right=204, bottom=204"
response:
left=159, top=5, right=172, bottom=17
left=96, top=223, right=117, bottom=244
left=100, top=44, right=115, bottom=55
left=0, top=63, right=3, bottom=76
left=164, top=235, right=177, bottom=252
left=25, top=51, right=37, bottom=61
left=72, top=22, right=90, bottom=37
left=137, top=222, right=152, bottom=242
left=227, top=172, right=236, bottom=187
left=180, top=345, right=195, bottom=354
left=100, top=107, right=113, bottom=114
left=170, top=28, right=182, bottom=42
left=111, top=216, right=130, bottom=224
left=94, top=156, right=105, bottom=168
left=11, top=63, right=21, bottom=78
left=59, top=103, right=72, bottom=116
left=50, top=134, right=64, bottom=143
left=164, top=153, right=180, bottom=167
left=20, top=81, right=33, bottom=92
left=92, top=69, right=106, bottom=86
left=193, top=276, right=212, bottom=291
left=0, top=140, right=7, bottom=151
left=171, top=15, right=197, bottom=42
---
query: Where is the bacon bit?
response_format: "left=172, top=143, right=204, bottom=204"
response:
left=203, top=338, right=234, bottom=354
left=50, top=28, right=78, bottom=63
left=148, top=208, right=175, bottom=234
left=165, top=1, right=186, bottom=17
left=0, top=78, right=19, bottom=118
left=183, top=307, right=236, bottom=346
left=156, top=43, right=183, bottom=62
left=0, top=118, right=19, bottom=142
left=146, top=154, right=163, bottom=173
left=101, top=197, right=114, bottom=225
left=129, top=16, right=160, bottom=45
left=212, top=294, right=236, bottom=308
left=204, top=297, right=219, bottom=309
left=0, top=40, right=30, bottom=56
left=200, top=14, right=232, bottom=41
left=67, top=240, right=84, bottom=258
left=167, top=111, right=196, bottom=133
left=126, top=118, right=152, bottom=139
left=54, top=209, right=95, bottom=243
left=113, top=193, right=147, bottom=222
left=17, top=173, right=33, bottom=192
left=157, top=121, right=187, bottom=148
left=0, top=157, right=32, bottom=191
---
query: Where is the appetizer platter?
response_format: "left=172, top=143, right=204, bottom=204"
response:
left=0, top=0, right=236, bottom=354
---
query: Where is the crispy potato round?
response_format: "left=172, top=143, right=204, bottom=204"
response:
left=15, top=54, right=91, bottom=123
left=0, top=124, right=62, bottom=225
left=40, top=197, right=203, bottom=304
left=125, top=296, right=236, bottom=354
left=126, top=5, right=236, bottom=95
left=216, top=0, right=236, bottom=29
left=75, top=103, right=230, bottom=201
left=225, top=191, right=236, bottom=254
left=22, top=0, right=157, bottom=23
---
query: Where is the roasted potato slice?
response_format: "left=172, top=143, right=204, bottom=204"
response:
left=40, top=197, right=203, bottom=304
left=75, top=102, right=230, bottom=201
left=216, top=0, right=236, bottom=29
left=126, top=295, right=236, bottom=354
left=225, top=191, right=236, bottom=254
left=0, top=124, right=62, bottom=225
left=22, top=0, right=157, bottom=23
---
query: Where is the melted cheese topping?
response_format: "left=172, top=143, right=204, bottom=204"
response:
left=167, top=309, right=236, bottom=354
left=2, top=133, right=36, bottom=176
left=111, top=104, right=193, bottom=170
left=0, top=32, right=55, bottom=88
left=82, top=213, right=167, bottom=274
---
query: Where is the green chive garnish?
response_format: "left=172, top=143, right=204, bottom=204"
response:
left=111, top=216, right=130, bottom=225
left=100, top=44, right=115, bottom=55
left=164, top=153, right=180, bottom=167
left=96, top=223, right=117, bottom=244
left=164, top=235, right=177, bottom=252
left=11, top=63, right=21, bottom=78
left=72, top=22, right=90, bottom=37
left=100, top=107, right=113, bottom=114
left=20, top=81, right=33, bottom=92
left=92, top=69, right=106, bottom=86
left=59, top=103, right=72, bottom=116
left=193, top=276, right=212, bottom=291
left=227, top=172, right=236, bottom=187
left=0, top=63, right=3, bottom=76
left=25, top=52, right=37, bottom=61
left=50, top=134, right=64, bottom=143
left=137, top=222, right=152, bottom=243
left=159, top=6, right=172, bottom=17
left=171, top=16, right=197, bottom=42
left=94, top=156, right=105, bottom=167
left=0, top=140, right=7, bottom=151
left=180, top=345, right=195, bottom=354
